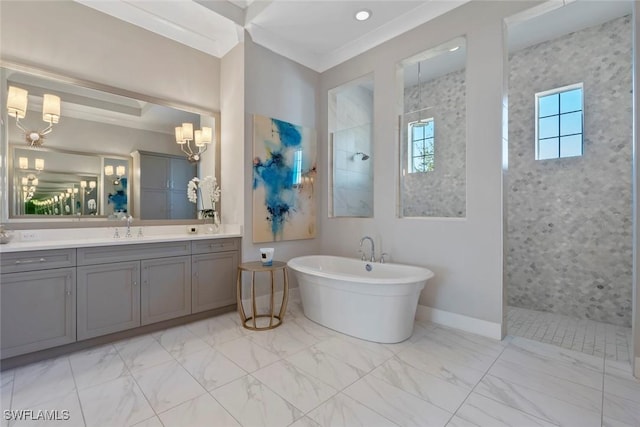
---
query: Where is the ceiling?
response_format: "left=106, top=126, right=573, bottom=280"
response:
left=74, top=0, right=470, bottom=72
left=74, top=0, right=633, bottom=77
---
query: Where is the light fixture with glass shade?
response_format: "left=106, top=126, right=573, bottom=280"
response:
left=6, top=86, right=61, bottom=146
left=175, top=120, right=214, bottom=163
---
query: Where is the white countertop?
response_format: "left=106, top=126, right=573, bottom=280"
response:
left=0, top=225, right=242, bottom=253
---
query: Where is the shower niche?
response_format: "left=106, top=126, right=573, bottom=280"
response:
left=328, top=74, right=374, bottom=218
left=398, top=37, right=467, bottom=218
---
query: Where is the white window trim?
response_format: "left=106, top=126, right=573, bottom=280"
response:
left=534, top=82, right=584, bottom=160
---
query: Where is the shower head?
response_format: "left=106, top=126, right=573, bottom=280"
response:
left=354, top=152, right=370, bottom=161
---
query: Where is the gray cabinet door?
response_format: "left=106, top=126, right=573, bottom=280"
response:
left=77, top=261, right=141, bottom=340
left=141, top=256, right=191, bottom=325
left=1, top=268, right=76, bottom=358
left=192, top=251, right=238, bottom=313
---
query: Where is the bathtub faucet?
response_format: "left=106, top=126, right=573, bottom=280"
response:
left=359, top=236, right=376, bottom=262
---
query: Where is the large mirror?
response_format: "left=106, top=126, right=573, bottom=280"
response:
left=399, top=37, right=467, bottom=218
left=1, top=65, right=218, bottom=221
left=328, top=74, right=374, bottom=217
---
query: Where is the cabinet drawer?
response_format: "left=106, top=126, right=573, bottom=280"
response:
left=191, top=238, right=239, bottom=255
left=77, top=241, right=190, bottom=266
left=1, top=249, right=76, bottom=274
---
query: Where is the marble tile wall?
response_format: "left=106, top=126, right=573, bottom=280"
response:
left=507, top=15, right=633, bottom=326
left=402, top=68, right=466, bottom=217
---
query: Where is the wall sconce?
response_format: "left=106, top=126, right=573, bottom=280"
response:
left=7, top=86, right=61, bottom=147
left=175, top=120, right=214, bottom=163
left=105, top=165, right=126, bottom=185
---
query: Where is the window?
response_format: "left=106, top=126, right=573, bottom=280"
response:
left=409, top=118, right=434, bottom=173
left=292, top=149, right=302, bottom=187
left=535, top=83, right=583, bottom=160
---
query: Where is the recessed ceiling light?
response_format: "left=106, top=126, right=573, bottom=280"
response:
left=449, top=46, right=460, bottom=52
left=355, top=9, right=371, bottom=21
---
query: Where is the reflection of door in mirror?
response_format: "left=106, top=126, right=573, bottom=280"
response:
left=399, top=37, right=467, bottom=218
left=328, top=74, right=374, bottom=218
left=133, top=151, right=197, bottom=220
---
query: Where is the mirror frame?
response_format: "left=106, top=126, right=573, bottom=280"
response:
left=1, top=61, right=220, bottom=228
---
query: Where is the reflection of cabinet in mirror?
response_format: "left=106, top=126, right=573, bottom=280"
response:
left=328, top=74, right=374, bottom=218
left=132, top=151, right=197, bottom=220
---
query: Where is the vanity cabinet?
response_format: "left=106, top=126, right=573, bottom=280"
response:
left=191, top=239, right=239, bottom=313
left=141, top=256, right=192, bottom=325
left=0, top=249, right=77, bottom=359
left=78, top=241, right=192, bottom=330
left=77, top=261, right=140, bottom=340
left=1, top=236, right=240, bottom=361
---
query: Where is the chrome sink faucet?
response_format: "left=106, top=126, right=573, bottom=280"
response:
left=125, top=215, right=133, bottom=238
left=360, top=236, right=375, bottom=262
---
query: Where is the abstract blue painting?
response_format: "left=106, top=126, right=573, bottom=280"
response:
left=253, top=115, right=317, bottom=242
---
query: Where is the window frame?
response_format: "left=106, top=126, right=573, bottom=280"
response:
left=408, top=117, right=435, bottom=173
left=534, top=82, right=584, bottom=160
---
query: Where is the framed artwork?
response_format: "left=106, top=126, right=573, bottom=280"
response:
left=252, top=114, right=317, bottom=242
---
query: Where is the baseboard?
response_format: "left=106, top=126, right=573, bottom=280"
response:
left=415, top=304, right=503, bottom=340
left=635, top=357, right=640, bottom=379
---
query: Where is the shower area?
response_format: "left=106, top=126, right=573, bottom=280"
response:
left=505, top=2, right=634, bottom=363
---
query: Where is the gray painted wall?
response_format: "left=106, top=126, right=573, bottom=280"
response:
left=0, top=1, right=221, bottom=112
left=319, top=1, right=532, bottom=329
left=243, top=36, right=321, bottom=270
left=507, top=15, right=633, bottom=327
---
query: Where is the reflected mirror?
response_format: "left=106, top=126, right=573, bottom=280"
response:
left=10, top=145, right=130, bottom=217
left=328, top=74, right=374, bottom=217
left=399, top=37, right=467, bottom=217
left=1, top=65, right=217, bottom=221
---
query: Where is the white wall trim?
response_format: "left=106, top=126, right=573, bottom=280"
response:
left=415, top=304, right=503, bottom=340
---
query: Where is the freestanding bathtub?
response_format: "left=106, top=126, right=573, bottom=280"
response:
left=287, top=255, right=434, bottom=343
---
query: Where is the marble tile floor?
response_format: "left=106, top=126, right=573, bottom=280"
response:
left=1, top=295, right=639, bottom=427
left=507, top=306, right=634, bottom=363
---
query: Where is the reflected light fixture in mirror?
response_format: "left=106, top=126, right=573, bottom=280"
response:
left=175, top=120, right=214, bottom=163
left=6, top=85, right=61, bottom=146
left=17, top=156, right=44, bottom=170
left=105, top=165, right=126, bottom=185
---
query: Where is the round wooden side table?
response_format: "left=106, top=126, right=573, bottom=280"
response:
left=236, top=261, right=289, bottom=330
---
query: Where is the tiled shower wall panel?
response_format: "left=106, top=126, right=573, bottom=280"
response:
left=402, top=68, right=466, bottom=217
left=507, top=16, right=632, bottom=327
left=332, top=85, right=373, bottom=217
